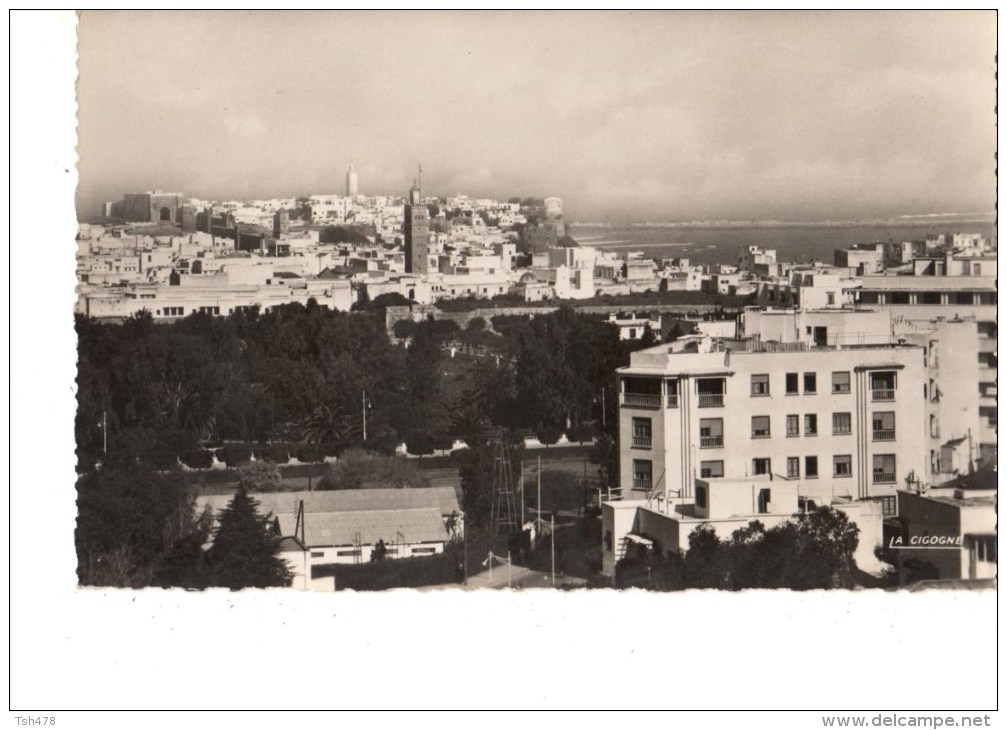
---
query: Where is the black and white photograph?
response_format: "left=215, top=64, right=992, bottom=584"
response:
left=9, top=8, right=999, bottom=718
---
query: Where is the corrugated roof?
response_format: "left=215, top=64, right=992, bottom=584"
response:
left=196, top=486, right=461, bottom=519
left=277, top=508, right=447, bottom=547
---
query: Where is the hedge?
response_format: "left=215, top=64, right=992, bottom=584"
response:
left=180, top=449, right=214, bottom=470
left=218, top=443, right=252, bottom=467
left=319, top=551, right=461, bottom=591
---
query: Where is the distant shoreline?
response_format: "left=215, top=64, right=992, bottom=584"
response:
left=569, top=216, right=996, bottom=230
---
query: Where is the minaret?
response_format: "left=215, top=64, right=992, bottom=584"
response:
left=346, top=164, right=358, bottom=197
left=403, top=167, right=429, bottom=275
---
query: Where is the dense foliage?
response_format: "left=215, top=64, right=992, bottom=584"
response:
left=76, top=304, right=641, bottom=474
left=75, top=302, right=655, bottom=587
left=616, top=507, right=861, bottom=591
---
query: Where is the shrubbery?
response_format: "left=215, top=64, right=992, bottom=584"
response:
left=218, top=443, right=252, bottom=468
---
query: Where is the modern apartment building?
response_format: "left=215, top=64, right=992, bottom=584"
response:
left=601, top=336, right=927, bottom=578
left=854, top=260, right=997, bottom=460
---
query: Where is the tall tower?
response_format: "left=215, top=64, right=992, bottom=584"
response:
left=346, top=164, right=358, bottom=197
left=403, top=170, right=429, bottom=275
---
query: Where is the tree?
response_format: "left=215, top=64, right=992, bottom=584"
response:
left=76, top=461, right=203, bottom=587
left=204, top=488, right=292, bottom=589
left=458, top=441, right=495, bottom=527
left=590, top=432, right=619, bottom=490
left=236, top=460, right=282, bottom=492
left=318, top=449, right=429, bottom=490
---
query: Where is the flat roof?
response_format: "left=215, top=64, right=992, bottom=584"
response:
left=277, top=507, right=448, bottom=548
left=196, top=486, right=461, bottom=519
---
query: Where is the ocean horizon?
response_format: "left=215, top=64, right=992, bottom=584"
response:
left=568, top=217, right=996, bottom=267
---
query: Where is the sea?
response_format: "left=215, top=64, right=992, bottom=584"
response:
left=567, top=219, right=997, bottom=267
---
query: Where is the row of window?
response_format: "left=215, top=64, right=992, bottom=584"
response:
left=693, top=454, right=896, bottom=481
left=624, top=370, right=898, bottom=410
left=858, top=291, right=997, bottom=306
left=631, top=412, right=895, bottom=449
left=691, top=412, right=893, bottom=443
left=751, top=370, right=894, bottom=397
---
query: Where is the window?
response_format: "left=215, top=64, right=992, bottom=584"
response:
left=633, top=460, right=653, bottom=491
left=804, top=414, right=818, bottom=436
left=336, top=549, right=361, bottom=557
left=699, top=418, right=724, bottom=448
left=832, top=412, right=852, bottom=435
left=826, top=292, right=836, bottom=305
left=805, top=456, right=819, bottom=478
left=757, top=488, right=771, bottom=514
left=666, top=379, right=679, bottom=408
left=695, top=485, right=708, bottom=509
left=751, top=374, right=770, bottom=396
left=803, top=372, right=817, bottom=393
left=785, top=372, right=799, bottom=395
left=632, top=418, right=652, bottom=449
left=872, top=454, right=896, bottom=484
left=752, top=458, right=771, bottom=476
left=697, top=378, right=725, bottom=408
left=832, top=371, right=851, bottom=393
left=786, top=414, right=799, bottom=437
left=700, top=461, right=723, bottom=478
left=787, top=457, right=800, bottom=478
left=872, top=412, right=895, bottom=441
left=929, top=414, right=940, bottom=439
left=310, top=551, right=325, bottom=558
left=751, top=416, right=771, bottom=438
left=870, top=371, right=896, bottom=400
left=834, top=455, right=852, bottom=477
left=622, top=376, right=661, bottom=408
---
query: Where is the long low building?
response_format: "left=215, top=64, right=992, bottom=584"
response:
left=196, top=487, right=463, bottom=591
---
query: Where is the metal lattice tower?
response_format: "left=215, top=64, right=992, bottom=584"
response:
left=490, top=433, right=519, bottom=536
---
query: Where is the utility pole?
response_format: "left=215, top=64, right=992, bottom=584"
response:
left=102, top=410, right=107, bottom=455
left=537, top=455, right=542, bottom=523
left=519, top=460, right=525, bottom=525
left=551, top=513, right=556, bottom=586
left=362, top=390, right=367, bottom=442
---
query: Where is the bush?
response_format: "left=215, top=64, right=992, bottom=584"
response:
left=320, top=442, right=340, bottom=458
left=180, top=449, right=214, bottom=470
left=323, top=551, right=461, bottom=590
left=255, top=442, right=291, bottom=464
left=535, top=422, right=564, bottom=446
left=565, top=423, right=595, bottom=444
left=218, top=443, right=252, bottom=468
left=296, top=443, right=324, bottom=463
left=405, top=431, right=437, bottom=457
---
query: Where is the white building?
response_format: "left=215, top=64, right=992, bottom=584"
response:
left=196, top=487, right=463, bottom=591
left=601, top=336, right=928, bottom=579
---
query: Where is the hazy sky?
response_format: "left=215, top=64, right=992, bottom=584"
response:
left=76, top=10, right=996, bottom=222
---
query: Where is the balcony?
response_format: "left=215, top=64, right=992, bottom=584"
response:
left=632, top=436, right=652, bottom=449
left=873, top=473, right=896, bottom=484
left=697, top=394, right=724, bottom=408
left=871, top=389, right=895, bottom=402
left=666, top=394, right=679, bottom=408
left=622, top=393, right=661, bottom=409
left=632, top=479, right=652, bottom=491
left=872, top=430, right=895, bottom=441
left=700, top=436, right=723, bottom=449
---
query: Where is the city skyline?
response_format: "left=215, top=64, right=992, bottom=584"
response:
left=76, top=11, right=996, bottom=223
